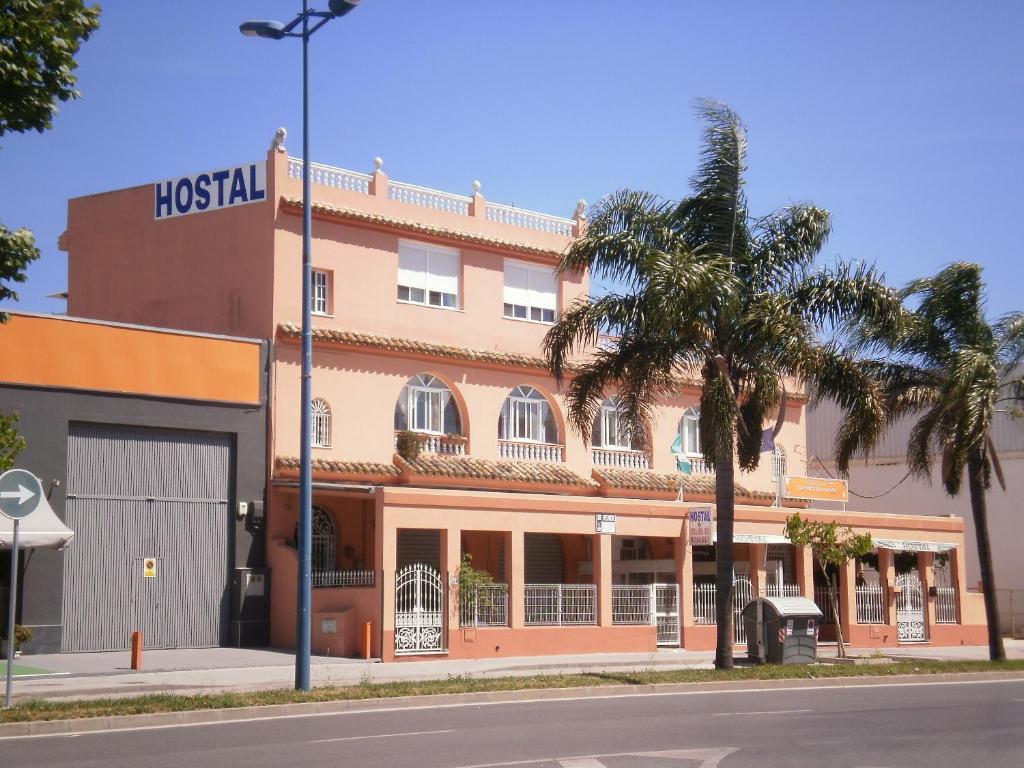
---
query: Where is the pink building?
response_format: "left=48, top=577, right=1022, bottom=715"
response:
left=60, top=138, right=988, bottom=660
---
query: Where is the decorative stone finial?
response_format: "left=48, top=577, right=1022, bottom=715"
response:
left=271, top=127, right=287, bottom=153
left=472, top=180, right=482, bottom=194
left=373, top=156, right=384, bottom=171
left=573, top=199, right=587, bottom=219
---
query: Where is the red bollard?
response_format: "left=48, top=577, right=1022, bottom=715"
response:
left=130, top=631, right=143, bottom=670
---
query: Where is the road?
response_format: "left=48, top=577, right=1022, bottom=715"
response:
left=3, top=678, right=1023, bottom=767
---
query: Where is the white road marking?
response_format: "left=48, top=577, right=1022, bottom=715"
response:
left=1, top=676, right=1020, bottom=741
left=460, top=747, right=740, bottom=768
left=558, top=759, right=607, bottom=767
left=710, top=708, right=812, bottom=716
left=308, top=728, right=453, bottom=744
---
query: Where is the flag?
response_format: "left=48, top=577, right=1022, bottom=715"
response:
left=671, top=434, right=692, bottom=474
left=760, top=428, right=775, bottom=453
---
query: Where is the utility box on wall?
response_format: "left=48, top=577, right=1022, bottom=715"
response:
left=231, top=567, right=270, bottom=647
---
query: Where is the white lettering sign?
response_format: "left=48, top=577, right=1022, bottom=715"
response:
left=688, top=507, right=713, bottom=546
left=595, top=513, right=616, bottom=534
left=154, top=161, right=267, bottom=220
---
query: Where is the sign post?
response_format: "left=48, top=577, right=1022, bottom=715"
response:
left=0, top=469, right=43, bottom=709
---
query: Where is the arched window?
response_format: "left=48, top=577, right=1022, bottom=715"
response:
left=499, top=386, right=558, bottom=444
left=311, top=506, right=336, bottom=571
left=592, top=396, right=643, bottom=450
left=311, top=398, right=331, bottom=448
left=394, top=374, right=462, bottom=435
left=771, top=445, right=788, bottom=481
left=678, top=407, right=700, bottom=456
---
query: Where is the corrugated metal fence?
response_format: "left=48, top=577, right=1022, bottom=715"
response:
left=61, top=424, right=232, bottom=652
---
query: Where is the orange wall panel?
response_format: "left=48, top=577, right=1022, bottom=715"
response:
left=0, top=314, right=261, bottom=404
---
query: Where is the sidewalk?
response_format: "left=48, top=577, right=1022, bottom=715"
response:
left=5, top=639, right=1022, bottom=703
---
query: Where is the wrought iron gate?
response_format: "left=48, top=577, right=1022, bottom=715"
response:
left=733, top=576, right=753, bottom=644
left=655, top=583, right=680, bottom=646
left=895, top=573, right=926, bottom=642
left=394, top=563, right=445, bottom=654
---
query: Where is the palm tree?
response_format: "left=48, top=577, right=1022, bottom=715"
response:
left=838, top=262, right=1024, bottom=661
left=543, top=99, right=902, bottom=669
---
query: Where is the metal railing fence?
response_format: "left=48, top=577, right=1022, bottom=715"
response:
left=856, top=583, right=886, bottom=624
left=934, top=586, right=957, bottom=624
left=312, top=569, right=375, bottom=588
left=524, top=584, right=596, bottom=626
left=459, top=583, right=509, bottom=627
left=611, top=585, right=652, bottom=625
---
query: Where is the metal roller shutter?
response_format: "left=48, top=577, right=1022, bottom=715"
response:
left=525, top=533, right=563, bottom=583
left=397, top=529, right=441, bottom=571
left=60, top=424, right=232, bottom=651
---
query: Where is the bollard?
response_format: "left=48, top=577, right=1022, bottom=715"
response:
left=362, top=621, right=372, bottom=660
left=130, top=631, right=143, bottom=670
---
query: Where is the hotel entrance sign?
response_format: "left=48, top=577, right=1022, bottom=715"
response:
left=688, top=508, right=713, bottom=546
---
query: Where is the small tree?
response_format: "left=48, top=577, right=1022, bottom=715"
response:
left=456, top=554, right=504, bottom=627
left=0, top=411, right=26, bottom=472
left=785, top=513, right=872, bottom=658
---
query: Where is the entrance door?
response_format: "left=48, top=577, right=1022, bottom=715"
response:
left=394, top=563, right=445, bottom=654
left=654, top=583, right=679, bottom=646
left=895, top=573, right=927, bottom=642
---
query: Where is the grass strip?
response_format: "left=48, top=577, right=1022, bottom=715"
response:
left=3, top=659, right=1023, bottom=724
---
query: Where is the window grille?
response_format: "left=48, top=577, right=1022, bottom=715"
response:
left=311, top=398, right=331, bottom=447
left=311, top=506, right=336, bottom=572
left=771, top=445, right=788, bottom=481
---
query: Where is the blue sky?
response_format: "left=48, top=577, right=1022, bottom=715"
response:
left=2, top=0, right=1022, bottom=316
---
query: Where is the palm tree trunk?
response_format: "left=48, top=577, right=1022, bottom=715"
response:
left=714, top=432, right=736, bottom=670
left=967, top=448, right=1005, bottom=661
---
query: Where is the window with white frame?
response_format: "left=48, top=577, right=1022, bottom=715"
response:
left=311, top=269, right=330, bottom=315
left=499, top=386, right=558, bottom=444
left=397, top=240, right=460, bottom=309
left=679, top=408, right=701, bottom=456
left=311, top=398, right=331, bottom=447
left=592, top=396, right=642, bottom=450
left=503, top=259, right=557, bottom=323
left=394, top=373, right=462, bottom=435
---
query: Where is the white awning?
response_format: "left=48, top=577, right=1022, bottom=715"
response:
left=713, top=532, right=791, bottom=545
left=0, top=493, right=74, bottom=550
left=873, top=538, right=956, bottom=553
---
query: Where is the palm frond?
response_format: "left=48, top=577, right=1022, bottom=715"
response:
left=747, top=205, right=831, bottom=291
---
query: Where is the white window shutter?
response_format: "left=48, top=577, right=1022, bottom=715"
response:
left=504, top=262, right=530, bottom=306
left=530, top=267, right=557, bottom=311
left=427, top=248, right=459, bottom=295
left=398, top=244, right=428, bottom=290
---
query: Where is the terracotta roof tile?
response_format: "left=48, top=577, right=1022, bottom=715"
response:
left=399, top=454, right=598, bottom=488
left=593, top=468, right=778, bottom=501
left=276, top=456, right=400, bottom=477
left=282, top=197, right=568, bottom=259
left=279, top=323, right=554, bottom=371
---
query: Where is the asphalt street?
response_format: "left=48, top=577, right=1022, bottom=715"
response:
left=3, top=678, right=1022, bottom=767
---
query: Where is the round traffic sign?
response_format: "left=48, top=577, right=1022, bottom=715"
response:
left=0, top=468, right=43, bottom=520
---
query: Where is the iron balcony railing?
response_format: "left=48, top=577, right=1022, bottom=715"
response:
left=524, top=584, right=596, bottom=626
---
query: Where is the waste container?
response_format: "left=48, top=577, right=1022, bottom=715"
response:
left=741, top=596, right=823, bottom=664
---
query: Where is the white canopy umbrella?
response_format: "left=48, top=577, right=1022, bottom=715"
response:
left=0, top=492, right=74, bottom=550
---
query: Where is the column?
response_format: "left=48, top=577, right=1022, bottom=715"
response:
left=919, top=550, right=936, bottom=632
left=441, top=528, right=463, bottom=636
left=750, top=543, right=768, bottom=596
left=795, top=546, right=815, bottom=600
left=838, top=558, right=857, bottom=643
left=676, top=536, right=694, bottom=630
left=375, top=496, right=394, bottom=659
left=594, top=533, right=613, bottom=627
left=508, top=530, right=525, bottom=629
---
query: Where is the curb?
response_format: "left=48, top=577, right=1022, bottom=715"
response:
left=2, top=670, right=1023, bottom=738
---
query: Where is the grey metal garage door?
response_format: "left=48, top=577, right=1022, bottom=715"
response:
left=60, top=424, right=232, bottom=652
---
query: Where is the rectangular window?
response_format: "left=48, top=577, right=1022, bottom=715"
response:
left=409, top=386, right=448, bottom=433
left=397, top=241, right=460, bottom=309
left=508, top=398, right=544, bottom=442
left=503, top=259, right=557, bottom=323
left=312, top=269, right=330, bottom=315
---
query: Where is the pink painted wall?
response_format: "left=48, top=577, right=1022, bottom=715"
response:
left=65, top=155, right=278, bottom=339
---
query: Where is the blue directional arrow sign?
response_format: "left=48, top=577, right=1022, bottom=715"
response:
left=0, top=468, right=42, bottom=520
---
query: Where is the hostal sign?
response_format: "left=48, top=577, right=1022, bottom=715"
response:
left=155, top=161, right=267, bottom=220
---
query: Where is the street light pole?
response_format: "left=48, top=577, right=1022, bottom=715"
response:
left=241, top=0, right=365, bottom=693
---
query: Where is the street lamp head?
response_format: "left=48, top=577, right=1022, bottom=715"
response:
left=328, top=0, right=363, bottom=17
left=239, top=20, right=287, bottom=39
